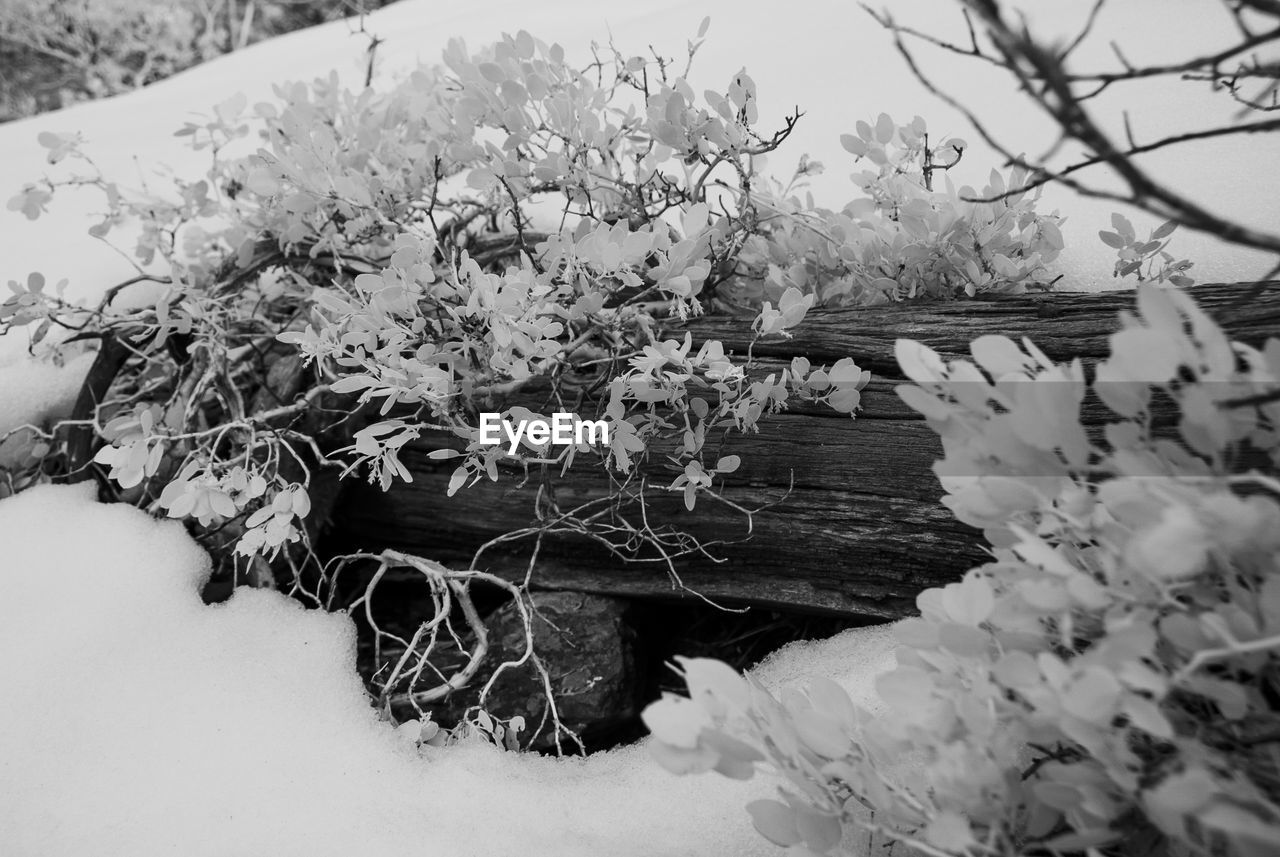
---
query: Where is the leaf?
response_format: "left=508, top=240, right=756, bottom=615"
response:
left=682, top=202, right=710, bottom=235
left=992, top=651, right=1040, bottom=687
left=875, top=112, right=895, bottom=144
left=895, top=339, right=947, bottom=385
left=696, top=15, right=711, bottom=38
left=648, top=738, right=717, bottom=775
left=641, top=694, right=709, bottom=748
left=876, top=666, right=933, bottom=713
left=466, top=167, right=497, bottom=189
left=677, top=656, right=751, bottom=710
left=937, top=622, right=990, bottom=657
left=1182, top=675, right=1249, bottom=719
left=1093, top=361, right=1151, bottom=417
left=828, top=357, right=867, bottom=386
left=1062, top=667, right=1123, bottom=723
left=1144, top=766, right=1216, bottom=837
left=940, top=576, right=995, bottom=625
left=1123, top=696, right=1173, bottom=739
left=446, top=466, right=468, bottom=497
left=795, top=807, right=842, bottom=853
left=970, top=334, right=1031, bottom=378
left=329, top=375, right=378, bottom=394
left=895, top=384, right=952, bottom=420
left=245, top=167, right=277, bottom=196
left=806, top=676, right=856, bottom=726
left=792, top=708, right=850, bottom=759
left=1098, top=230, right=1126, bottom=249
left=1108, top=327, right=1183, bottom=383
left=828, top=386, right=862, bottom=413
left=1008, top=524, right=1078, bottom=577
left=700, top=729, right=764, bottom=767
left=209, top=490, right=238, bottom=520
left=893, top=617, right=939, bottom=649
left=514, top=29, right=536, bottom=58
left=1019, top=579, right=1070, bottom=611
left=1111, top=212, right=1136, bottom=242
left=840, top=133, right=867, bottom=157
left=1126, top=504, right=1209, bottom=581
left=715, top=455, right=740, bottom=474
left=746, top=800, right=803, bottom=847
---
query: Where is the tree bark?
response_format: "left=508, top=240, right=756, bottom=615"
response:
left=322, top=281, right=1280, bottom=619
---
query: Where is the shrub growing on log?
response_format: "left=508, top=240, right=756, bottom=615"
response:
left=2, top=23, right=1082, bottom=576
left=1, top=22, right=1194, bottom=746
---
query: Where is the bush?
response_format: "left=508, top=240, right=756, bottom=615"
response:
left=2, top=21, right=1194, bottom=746
left=2, top=22, right=1074, bottom=560
left=644, top=283, right=1280, bottom=856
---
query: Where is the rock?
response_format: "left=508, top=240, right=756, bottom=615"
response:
left=408, top=590, right=642, bottom=753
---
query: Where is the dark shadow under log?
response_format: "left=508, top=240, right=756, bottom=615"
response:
left=322, top=282, right=1280, bottom=619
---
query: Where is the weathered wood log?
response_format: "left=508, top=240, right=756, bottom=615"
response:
left=322, top=282, right=1280, bottom=619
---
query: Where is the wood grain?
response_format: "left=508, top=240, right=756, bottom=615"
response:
left=322, top=282, right=1280, bottom=618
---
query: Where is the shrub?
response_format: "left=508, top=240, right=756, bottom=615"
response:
left=1100, top=213, right=1195, bottom=288
left=2, top=22, right=1072, bottom=567
left=644, top=282, right=1280, bottom=856
left=3, top=21, right=1188, bottom=745
left=737, top=114, right=1066, bottom=306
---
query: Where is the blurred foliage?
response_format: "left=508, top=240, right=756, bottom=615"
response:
left=648, top=284, right=1280, bottom=857
left=0, top=0, right=397, bottom=123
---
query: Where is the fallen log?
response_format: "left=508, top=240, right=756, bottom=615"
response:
left=322, top=282, right=1280, bottom=619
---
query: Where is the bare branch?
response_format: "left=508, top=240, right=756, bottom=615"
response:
left=869, top=0, right=1280, bottom=263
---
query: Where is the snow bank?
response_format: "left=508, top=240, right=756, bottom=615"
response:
left=0, top=348, right=95, bottom=468
left=0, top=483, right=896, bottom=856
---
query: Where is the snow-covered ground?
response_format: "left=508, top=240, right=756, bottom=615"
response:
left=0, top=482, right=897, bottom=856
left=0, top=2, right=1275, bottom=853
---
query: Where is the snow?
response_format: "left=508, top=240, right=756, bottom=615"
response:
left=0, top=348, right=95, bottom=468
left=0, top=2, right=1272, bottom=851
left=0, top=482, right=894, bottom=856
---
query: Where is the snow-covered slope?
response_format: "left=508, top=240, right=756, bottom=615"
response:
left=0, top=483, right=897, bottom=856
